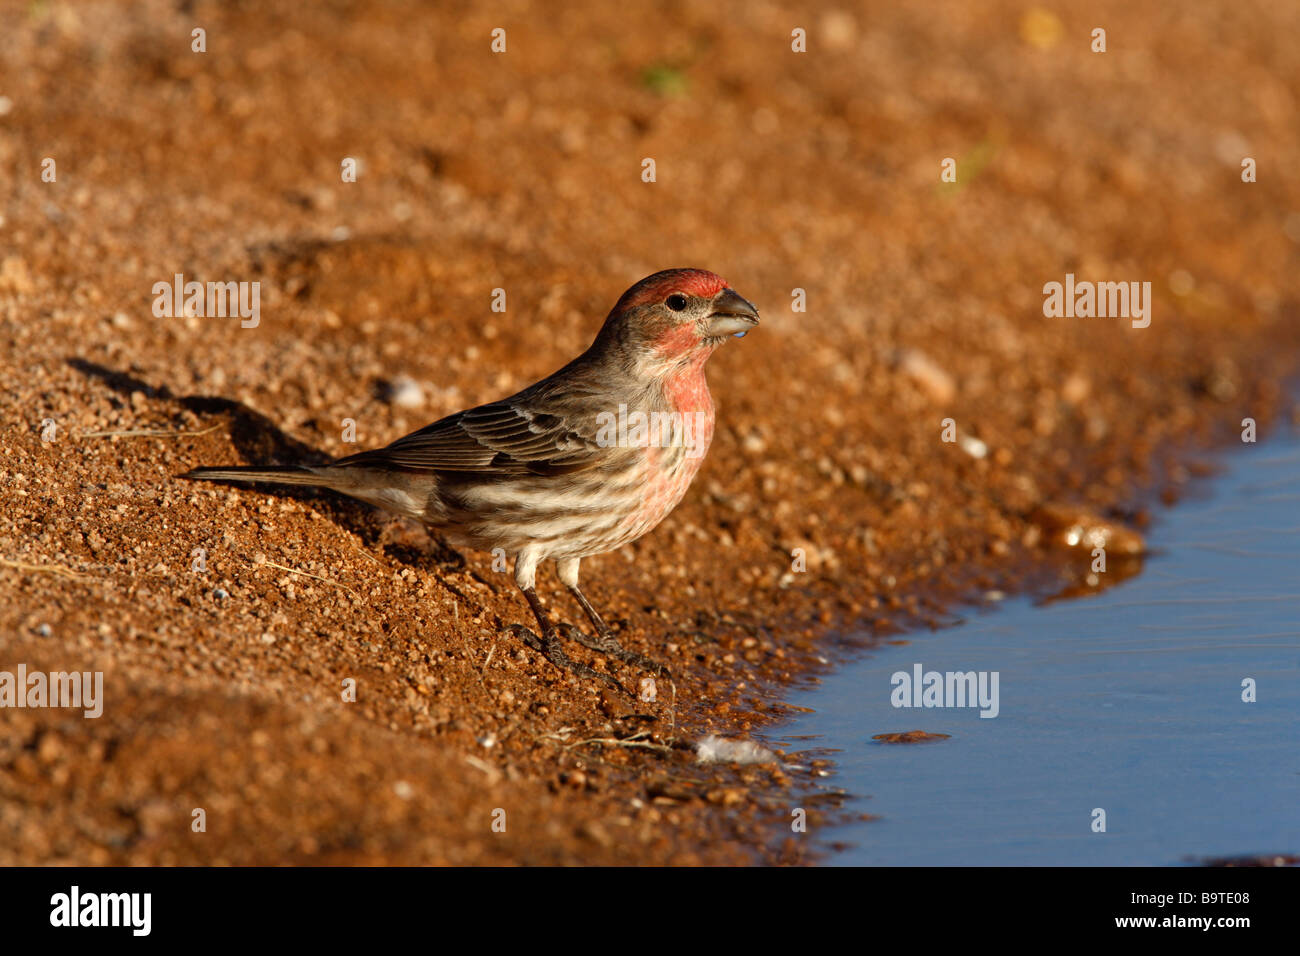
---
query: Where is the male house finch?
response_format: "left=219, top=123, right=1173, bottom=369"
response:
left=183, top=269, right=759, bottom=689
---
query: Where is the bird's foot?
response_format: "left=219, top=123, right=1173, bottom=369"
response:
left=557, top=623, right=672, bottom=678
left=505, top=624, right=626, bottom=693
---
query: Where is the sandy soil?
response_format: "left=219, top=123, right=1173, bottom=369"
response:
left=2, top=0, right=1298, bottom=864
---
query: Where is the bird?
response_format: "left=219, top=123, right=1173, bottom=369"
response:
left=181, top=268, right=759, bottom=691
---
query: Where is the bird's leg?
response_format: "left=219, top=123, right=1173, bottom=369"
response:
left=506, top=587, right=625, bottom=693
left=561, top=583, right=672, bottom=678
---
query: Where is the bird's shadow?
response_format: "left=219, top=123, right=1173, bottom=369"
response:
left=67, top=357, right=468, bottom=575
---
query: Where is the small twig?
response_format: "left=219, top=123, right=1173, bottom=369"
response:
left=463, top=755, right=502, bottom=783
left=0, top=557, right=87, bottom=580
left=80, top=424, right=223, bottom=439
left=345, top=538, right=382, bottom=565
left=566, top=732, right=674, bottom=754
left=466, top=635, right=489, bottom=689
left=539, top=727, right=577, bottom=743
left=253, top=558, right=360, bottom=599
left=669, top=678, right=677, bottom=735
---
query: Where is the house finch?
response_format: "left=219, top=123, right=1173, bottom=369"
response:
left=182, top=268, right=759, bottom=690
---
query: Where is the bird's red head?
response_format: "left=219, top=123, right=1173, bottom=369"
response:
left=613, top=269, right=731, bottom=312
left=598, top=268, right=760, bottom=366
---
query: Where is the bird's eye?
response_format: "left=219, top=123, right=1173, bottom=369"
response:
left=665, top=293, right=688, bottom=312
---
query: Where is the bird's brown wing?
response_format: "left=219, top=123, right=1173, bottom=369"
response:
left=330, top=398, right=606, bottom=477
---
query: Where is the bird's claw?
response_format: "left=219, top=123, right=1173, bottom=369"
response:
left=557, top=623, right=672, bottom=679
left=505, top=624, right=626, bottom=693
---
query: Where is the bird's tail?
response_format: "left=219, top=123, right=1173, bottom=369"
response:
left=179, top=464, right=338, bottom=488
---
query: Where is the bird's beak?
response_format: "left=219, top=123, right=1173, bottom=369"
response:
left=707, top=288, right=760, bottom=338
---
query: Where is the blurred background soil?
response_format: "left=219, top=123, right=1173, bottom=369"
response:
left=1, top=0, right=1298, bottom=864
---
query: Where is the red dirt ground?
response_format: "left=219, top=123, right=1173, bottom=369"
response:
left=2, top=0, right=1298, bottom=864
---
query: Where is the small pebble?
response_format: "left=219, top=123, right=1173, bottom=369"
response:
left=380, top=375, right=425, bottom=409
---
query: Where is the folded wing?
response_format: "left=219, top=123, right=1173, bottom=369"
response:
left=330, top=398, right=605, bottom=477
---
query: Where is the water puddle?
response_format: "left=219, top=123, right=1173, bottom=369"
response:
left=775, top=432, right=1300, bottom=865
